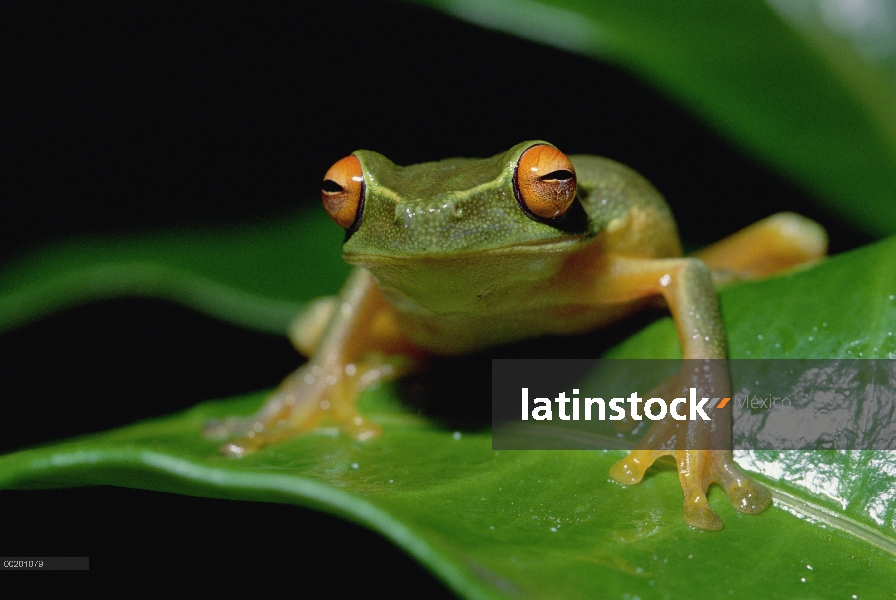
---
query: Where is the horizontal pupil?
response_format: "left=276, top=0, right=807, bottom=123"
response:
left=322, top=179, right=344, bottom=193
left=540, top=169, right=573, bottom=182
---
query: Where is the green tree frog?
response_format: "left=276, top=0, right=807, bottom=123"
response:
left=206, top=141, right=826, bottom=530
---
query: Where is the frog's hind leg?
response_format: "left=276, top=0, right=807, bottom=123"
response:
left=694, top=212, right=827, bottom=281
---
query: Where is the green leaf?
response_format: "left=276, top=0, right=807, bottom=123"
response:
left=411, top=0, right=896, bottom=236
left=0, top=210, right=350, bottom=336
left=2, top=400, right=894, bottom=598
left=1, top=212, right=894, bottom=597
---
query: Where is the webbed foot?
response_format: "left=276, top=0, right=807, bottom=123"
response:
left=204, top=354, right=408, bottom=456
left=610, top=448, right=771, bottom=530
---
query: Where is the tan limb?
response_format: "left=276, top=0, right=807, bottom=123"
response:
left=287, top=296, right=337, bottom=356
left=615, top=212, right=827, bottom=431
left=594, top=256, right=771, bottom=530
left=695, top=212, right=827, bottom=280
left=205, top=268, right=420, bottom=456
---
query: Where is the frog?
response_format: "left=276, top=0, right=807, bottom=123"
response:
left=205, top=141, right=827, bottom=530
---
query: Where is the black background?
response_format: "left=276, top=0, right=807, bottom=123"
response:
left=2, top=1, right=872, bottom=596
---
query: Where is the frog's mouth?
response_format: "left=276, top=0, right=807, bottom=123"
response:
left=342, top=234, right=594, bottom=316
left=343, top=233, right=590, bottom=266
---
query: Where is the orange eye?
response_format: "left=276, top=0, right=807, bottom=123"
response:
left=514, top=145, right=577, bottom=220
left=322, top=155, right=364, bottom=229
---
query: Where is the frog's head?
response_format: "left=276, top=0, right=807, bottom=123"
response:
left=319, top=141, right=592, bottom=313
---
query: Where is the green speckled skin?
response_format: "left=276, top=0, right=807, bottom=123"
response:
left=342, top=141, right=685, bottom=353
left=345, top=141, right=678, bottom=257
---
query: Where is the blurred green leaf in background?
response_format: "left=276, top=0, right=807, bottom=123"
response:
left=424, top=0, right=896, bottom=236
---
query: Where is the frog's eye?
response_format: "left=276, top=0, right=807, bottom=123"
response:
left=322, top=155, right=364, bottom=229
left=514, top=145, right=577, bottom=220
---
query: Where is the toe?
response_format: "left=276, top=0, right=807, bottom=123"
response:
left=609, top=450, right=666, bottom=485
left=683, top=498, right=723, bottom=531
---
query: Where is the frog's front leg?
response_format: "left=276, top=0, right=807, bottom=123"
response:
left=595, top=256, right=771, bottom=530
left=204, top=268, right=419, bottom=456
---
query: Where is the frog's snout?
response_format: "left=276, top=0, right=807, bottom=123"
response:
left=395, top=194, right=463, bottom=229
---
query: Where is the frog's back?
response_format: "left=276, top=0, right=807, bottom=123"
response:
left=570, top=155, right=682, bottom=259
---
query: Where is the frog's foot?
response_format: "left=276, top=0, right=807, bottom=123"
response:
left=204, top=354, right=411, bottom=456
left=610, top=448, right=771, bottom=531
